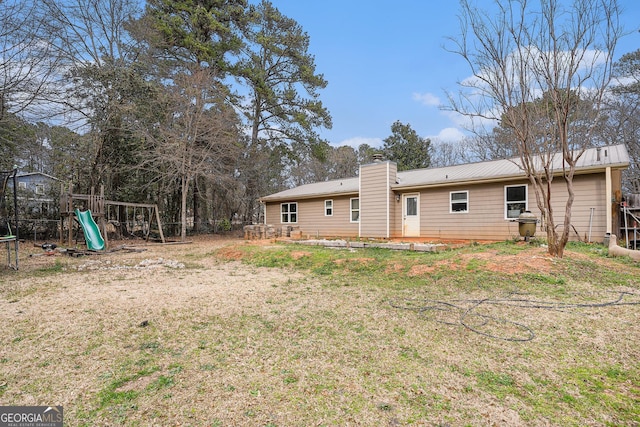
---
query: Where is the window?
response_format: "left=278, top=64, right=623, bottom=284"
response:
left=405, top=196, right=418, bottom=216
left=18, top=182, right=27, bottom=190
left=505, top=185, right=527, bottom=219
left=35, top=184, right=45, bottom=195
left=350, top=198, right=359, bottom=222
left=281, top=202, right=297, bottom=223
left=324, top=200, right=333, bottom=216
left=450, top=191, right=468, bottom=213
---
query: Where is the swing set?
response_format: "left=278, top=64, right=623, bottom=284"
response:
left=60, top=184, right=165, bottom=249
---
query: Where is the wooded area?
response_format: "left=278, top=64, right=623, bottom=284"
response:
left=0, top=0, right=638, bottom=243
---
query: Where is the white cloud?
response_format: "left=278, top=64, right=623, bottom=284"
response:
left=429, top=127, right=467, bottom=142
left=333, top=136, right=383, bottom=149
left=412, top=92, right=440, bottom=106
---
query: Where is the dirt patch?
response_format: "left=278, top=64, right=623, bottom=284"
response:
left=215, top=246, right=245, bottom=260
left=408, top=264, right=440, bottom=275
left=407, top=247, right=557, bottom=276
left=290, top=251, right=312, bottom=260
left=460, top=248, right=556, bottom=274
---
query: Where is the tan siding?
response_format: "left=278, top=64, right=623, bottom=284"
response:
left=360, top=162, right=396, bottom=238
left=264, top=196, right=359, bottom=238
left=390, top=173, right=609, bottom=242
left=265, top=202, right=280, bottom=227
left=266, top=170, right=613, bottom=242
left=391, top=196, right=402, bottom=238
left=418, top=181, right=516, bottom=241
left=547, top=174, right=606, bottom=242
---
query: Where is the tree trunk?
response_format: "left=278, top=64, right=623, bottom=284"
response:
left=180, top=174, right=189, bottom=241
left=192, top=177, right=200, bottom=232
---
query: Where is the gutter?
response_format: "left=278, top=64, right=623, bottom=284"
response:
left=391, top=163, right=629, bottom=192
left=259, top=190, right=360, bottom=203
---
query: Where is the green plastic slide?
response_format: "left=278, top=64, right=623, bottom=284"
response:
left=75, top=209, right=105, bottom=251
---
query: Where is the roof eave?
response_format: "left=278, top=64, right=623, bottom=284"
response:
left=260, top=190, right=360, bottom=203
left=391, top=162, right=629, bottom=192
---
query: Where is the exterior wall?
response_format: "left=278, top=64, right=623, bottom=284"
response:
left=264, top=170, right=616, bottom=243
left=14, top=173, right=59, bottom=218
left=264, top=195, right=359, bottom=238
left=550, top=173, right=607, bottom=242
left=15, top=174, right=57, bottom=198
left=390, top=173, right=610, bottom=242
left=397, top=181, right=527, bottom=241
left=359, top=161, right=396, bottom=238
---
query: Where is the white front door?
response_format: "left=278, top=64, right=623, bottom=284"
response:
left=402, top=194, right=420, bottom=237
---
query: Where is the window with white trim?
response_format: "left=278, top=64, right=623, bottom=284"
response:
left=324, top=200, right=333, bottom=216
left=350, top=198, right=359, bottom=222
left=450, top=191, right=469, bottom=213
left=281, top=202, right=297, bottom=223
left=505, top=185, right=527, bottom=219
left=18, top=182, right=27, bottom=190
left=35, top=184, right=45, bottom=195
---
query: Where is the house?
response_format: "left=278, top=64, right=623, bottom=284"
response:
left=259, top=144, right=629, bottom=243
left=13, top=172, right=60, bottom=217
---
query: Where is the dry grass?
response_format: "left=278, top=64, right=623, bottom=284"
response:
left=0, top=237, right=639, bottom=426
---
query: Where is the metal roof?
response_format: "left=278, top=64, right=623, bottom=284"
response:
left=260, top=177, right=359, bottom=202
left=260, top=144, right=629, bottom=201
left=16, top=172, right=60, bottom=181
left=394, top=144, right=629, bottom=189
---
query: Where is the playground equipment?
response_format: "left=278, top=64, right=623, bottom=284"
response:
left=60, top=184, right=165, bottom=249
left=75, top=209, right=105, bottom=250
left=0, top=168, right=19, bottom=269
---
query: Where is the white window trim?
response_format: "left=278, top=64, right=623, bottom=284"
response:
left=350, top=197, right=360, bottom=223
left=35, top=184, right=45, bottom=195
left=324, top=199, right=333, bottom=217
left=449, top=190, right=469, bottom=214
left=18, top=182, right=27, bottom=190
left=280, top=202, right=298, bottom=224
left=504, top=184, right=528, bottom=220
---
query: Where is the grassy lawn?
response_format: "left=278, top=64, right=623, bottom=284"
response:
left=1, top=238, right=639, bottom=426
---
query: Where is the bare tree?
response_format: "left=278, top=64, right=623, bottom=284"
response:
left=448, top=0, right=622, bottom=257
left=429, top=139, right=465, bottom=167
left=604, top=49, right=640, bottom=193
left=40, top=0, right=145, bottom=195
left=140, top=67, right=240, bottom=241
left=0, top=0, right=58, bottom=167
left=602, top=97, right=640, bottom=193
left=0, top=1, right=56, bottom=119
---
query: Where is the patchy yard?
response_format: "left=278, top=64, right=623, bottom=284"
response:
left=1, top=237, right=639, bottom=426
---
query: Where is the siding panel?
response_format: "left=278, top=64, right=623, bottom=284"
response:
left=360, top=162, right=396, bottom=238
left=266, top=172, right=610, bottom=242
left=391, top=174, right=608, bottom=242
left=265, top=196, right=359, bottom=238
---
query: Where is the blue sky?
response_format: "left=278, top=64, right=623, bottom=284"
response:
left=270, top=1, right=640, bottom=149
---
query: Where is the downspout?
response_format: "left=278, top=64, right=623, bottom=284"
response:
left=606, top=166, right=612, bottom=235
